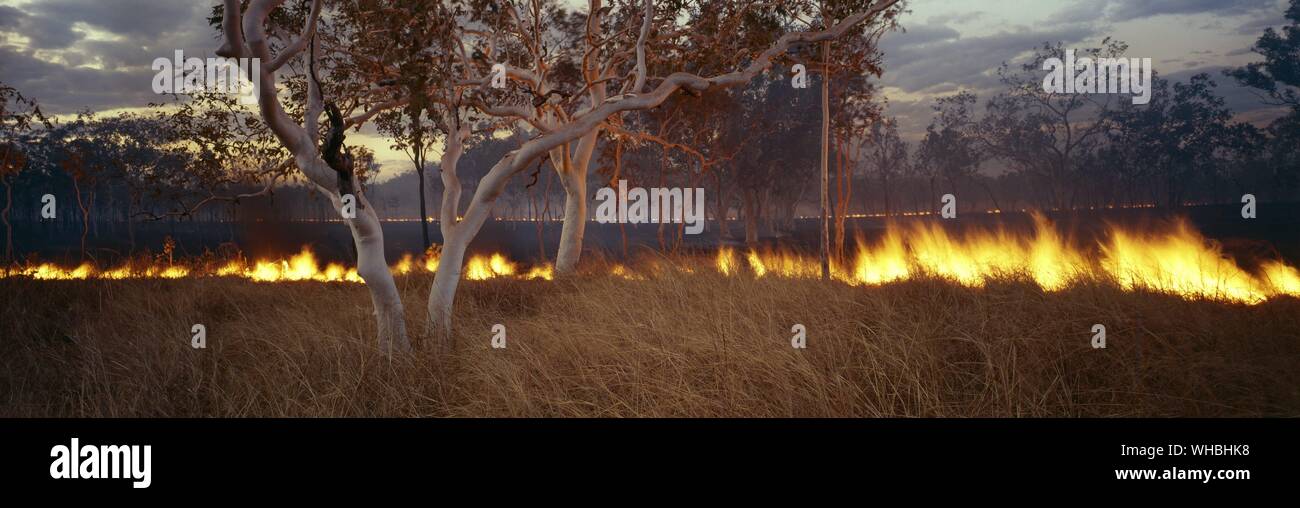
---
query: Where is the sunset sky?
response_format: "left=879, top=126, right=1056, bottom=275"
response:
left=0, top=0, right=1293, bottom=178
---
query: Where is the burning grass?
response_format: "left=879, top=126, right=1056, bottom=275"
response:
left=2, top=256, right=1299, bottom=417
left=4, top=214, right=1297, bottom=304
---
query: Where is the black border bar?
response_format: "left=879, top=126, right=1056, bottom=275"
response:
left=2, top=418, right=1294, bottom=495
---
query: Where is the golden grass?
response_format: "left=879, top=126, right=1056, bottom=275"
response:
left=2, top=256, right=1299, bottom=417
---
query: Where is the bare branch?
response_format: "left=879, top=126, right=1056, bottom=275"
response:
left=631, top=0, right=653, bottom=95
left=215, top=0, right=246, bottom=59
left=268, top=0, right=323, bottom=72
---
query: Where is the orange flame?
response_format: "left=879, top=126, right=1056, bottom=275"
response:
left=722, top=214, right=1299, bottom=303
left=2, top=216, right=1298, bottom=304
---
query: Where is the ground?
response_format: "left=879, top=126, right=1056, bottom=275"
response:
left=3, top=258, right=1299, bottom=417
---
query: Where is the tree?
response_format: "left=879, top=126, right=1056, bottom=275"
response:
left=821, top=0, right=890, bottom=267
left=214, top=0, right=412, bottom=353
left=729, top=72, right=820, bottom=243
left=1104, top=74, right=1232, bottom=208
left=1227, top=0, right=1300, bottom=197
left=1226, top=0, right=1300, bottom=112
left=349, top=0, right=455, bottom=250
left=0, top=83, right=51, bottom=262
left=917, top=92, right=981, bottom=212
left=213, top=0, right=904, bottom=348
left=862, top=116, right=907, bottom=216
left=56, top=124, right=101, bottom=261
left=425, top=0, right=903, bottom=332
left=976, top=41, right=1128, bottom=209
left=152, top=90, right=293, bottom=224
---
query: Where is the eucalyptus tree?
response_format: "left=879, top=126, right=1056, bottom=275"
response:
left=975, top=41, right=1129, bottom=209
left=1227, top=0, right=1300, bottom=195
left=0, top=83, right=51, bottom=261
left=211, top=0, right=905, bottom=349
left=1104, top=74, right=1232, bottom=208
left=862, top=116, right=906, bottom=217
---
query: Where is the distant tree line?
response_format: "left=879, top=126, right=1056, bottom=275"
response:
left=1, top=0, right=1297, bottom=266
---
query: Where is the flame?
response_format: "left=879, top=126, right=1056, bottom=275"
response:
left=1262, top=261, right=1300, bottom=295
left=1099, top=221, right=1259, bottom=302
left=851, top=229, right=910, bottom=285
left=716, top=248, right=738, bottom=276
left=3, top=215, right=1299, bottom=304
left=392, top=253, right=415, bottom=275
left=718, top=214, right=1299, bottom=304
left=524, top=264, right=555, bottom=281
left=465, top=253, right=517, bottom=280
left=609, top=264, right=645, bottom=280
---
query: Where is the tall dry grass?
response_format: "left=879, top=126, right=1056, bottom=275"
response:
left=2, top=255, right=1299, bottom=417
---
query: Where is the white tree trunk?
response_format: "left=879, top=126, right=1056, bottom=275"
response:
left=220, top=0, right=409, bottom=354
left=552, top=1, right=612, bottom=275
left=428, top=230, right=467, bottom=337
left=340, top=190, right=410, bottom=354
left=553, top=130, right=599, bottom=273
left=429, top=118, right=470, bottom=336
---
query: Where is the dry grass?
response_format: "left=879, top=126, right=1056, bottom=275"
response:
left=3, top=256, right=1299, bottom=417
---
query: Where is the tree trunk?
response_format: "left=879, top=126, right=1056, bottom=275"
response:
left=880, top=172, right=891, bottom=217
left=72, top=177, right=89, bottom=261
left=348, top=196, right=409, bottom=354
left=715, top=171, right=730, bottom=241
left=742, top=190, right=759, bottom=244
left=1, top=176, right=11, bottom=262
left=554, top=129, right=599, bottom=274
left=417, top=164, right=430, bottom=245
left=429, top=121, right=469, bottom=336
left=127, top=195, right=137, bottom=254
left=929, top=175, right=937, bottom=215
left=428, top=229, right=468, bottom=339
left=979, top=178, right=1002, bottom=212
left=832, top=137, right=851, bottom=265
left=90, top=191, right=98, bottom=239
left=819, top=38, right=830, bottom=279
left=553, top=44, right=607, bottom=274
left=415, top=136, right=431, bottom=250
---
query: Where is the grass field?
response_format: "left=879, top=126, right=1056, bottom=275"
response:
left=3, top=256, right=1299, bottom=417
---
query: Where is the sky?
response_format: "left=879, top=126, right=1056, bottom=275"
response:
left=0, top=0, right=1294, bottom=178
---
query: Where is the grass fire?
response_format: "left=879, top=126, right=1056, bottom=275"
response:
left=6, top=215, right=1298, bottom=304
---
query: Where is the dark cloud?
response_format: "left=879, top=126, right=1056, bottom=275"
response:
left=0, top=6, right=25, bottom=30
left=0, top=45, right=160, bottom=113
left=880, top=23, right=1097, bottom=94
left=1106, top=0, right=1278, bottom=20
left=82, top=39, right=157, bottom=70
left=0, top=5, right=83, bottom=49
left=895, top=24, right=960, bottom=46
left=877, top=18, right=1104, bottom=141
left=1050, top=1, right=1111, bottom=24
left=30, top=0, right=203, bottom=38
left=925, top=11, right=986, bottom=26
left=1233, top=9, right=1290, bottom=35
left=0, top=0, right=223, bottom=114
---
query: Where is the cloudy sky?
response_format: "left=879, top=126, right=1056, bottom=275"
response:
left=0, top=0, right=1293, bottom=177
